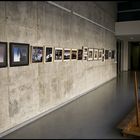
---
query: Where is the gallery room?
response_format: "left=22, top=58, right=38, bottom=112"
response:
left=0, top=1, right=140, bottom=139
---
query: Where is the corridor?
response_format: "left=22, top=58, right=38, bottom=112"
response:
left=2, top=72, right=136, bottom=139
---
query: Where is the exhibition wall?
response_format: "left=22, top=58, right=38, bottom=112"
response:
left=0, top=1, right=117, bottom=135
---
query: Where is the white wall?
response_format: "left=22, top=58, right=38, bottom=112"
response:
left=115, top=21, right=140, bottom=35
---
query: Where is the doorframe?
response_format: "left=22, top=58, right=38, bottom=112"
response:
left=117, top=39, right=122, bottom=74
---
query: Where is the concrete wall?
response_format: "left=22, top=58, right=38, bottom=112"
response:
left=115, top=21, right=140, bottom=36
left=0, top=1, right=117, bottom=135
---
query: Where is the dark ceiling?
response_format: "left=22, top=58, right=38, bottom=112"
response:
left=117, top=1, right=140, bottom=22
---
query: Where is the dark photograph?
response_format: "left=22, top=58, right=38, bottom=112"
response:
left=64, top=49, right=71, bottom=61
left=54, top=48, right=63, bottom=61
left=78, top=49, right=83, bottom=60
left=0, top=42, right=7, bottom=68
left=111, top=50, right=115, bottom=59
left=46, top=47, right=52, bottom=62
left=32, top=47, right=43, bottom=63
left=105, top=50, right=109, bottom=60
left=10, top=43, right=29, bottom=67
left=71, top=49, right=77, bottom=60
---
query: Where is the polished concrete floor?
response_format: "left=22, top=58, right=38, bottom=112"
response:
left=2, top=72, right=139, bottom=139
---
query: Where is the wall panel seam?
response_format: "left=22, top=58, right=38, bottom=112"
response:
left=47, top=1, right=115, bottom=34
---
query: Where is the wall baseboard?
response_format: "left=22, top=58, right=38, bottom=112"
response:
left=0, top=76, right=116, bottom=138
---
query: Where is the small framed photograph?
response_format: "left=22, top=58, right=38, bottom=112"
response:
left=108, top=50, right=112, bottom=59
left=93, top=49, right=98, bottom=60
left=111, top=50, right=115, bottom=59
left=78, top=49, right=83, bottom=60
left=82, top=46, right=88, bottom=60
left=88, top=48, right=93, bottom=61
left=102, top=49, right=105, bottom=62
left=105, top=50, right=109, bottom=60
left=54, top=48, right=63, bottom=62
left=63, top=48, right=71, bottom=61
left=0, top=42, right=7, bottom=68
left=32, top=46, right=43, bottom=63
left=45, top=47, right=53, bottom=62
left=98, top=49, right=103, bottom=60
left=9, top=42, right=29, bottom=67
left=71, top=49, right=77, bottom=60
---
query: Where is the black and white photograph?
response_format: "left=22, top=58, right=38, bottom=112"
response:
left=93, top=49, right=98, bottom=60
left=105, top=50, right=109, bottom=60
left=88, top=48, right=93, bottom=61
left=98, top=49, right=103, bottom=60
left=83, top=46, right=88, bottom=60
left=32, top=46, right=43, bottom=63
left=46, top=47, right=53, bottom=62
left=102, top=49, right=105, bottom=62
left=71, top=49, right=77, bottom=60
left=10, top=43, right=29, bottom=67
left=63, top=48, right=71, bottom=61
left=54, top=48, right=63, bottom=62
left=0, top=42, right=7, bottom=68
left=78, top=49, right=83, bottom=60
left=111, top=50, right=115, bottom=59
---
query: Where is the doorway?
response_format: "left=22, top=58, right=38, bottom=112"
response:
left=129, top=42, right=140, bottom=71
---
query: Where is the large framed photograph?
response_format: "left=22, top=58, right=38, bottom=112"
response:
left=82, top=46, right=88, bottom=60
left=93, top=49, right=98, bottom=60
left=105, top=50, right=109, bottom=60
left=32, top=46, right=43, bottom=63
left=78, top=49, right=83, bottom=60
left=10, top=42, right=29, bottom=67
left=54, top=48, right=63, bottom=62
left=0, top=42, right=7, bottom=68
left=71, top=49, right=77, bottom=61
left=63, top=48, right=71, bottom=61
left=98, top=49, right=103, bottom=60
left=45, top=47, right=53, bottom=62
left=88, top=48, right=93, bottom=61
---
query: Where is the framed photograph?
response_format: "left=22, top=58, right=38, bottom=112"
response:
left=46, top=47, right=53, bottom=62
left=0, top=42, right=7, bottom=68
left=9, top=42, right=29, bottom=67
left=111, top=50, right=115, bottom=59
left=105, top=50, right=109, bottom=60
left=93, top=49, right=98, bottom=60
left=78, top=49, right=83, bottom=60
left=54, top=48, right=63, bottom=62
left=83, top=46, right=88, bottom=60
left=102, top=49, right=105, bottom=62
left=63, top=48, right=71, bottom=61
left=71, top=49, right=77, bottom=60
left=108, top=50, right=112, bottom=59
left=98, top=49, right=103, bottom=60
left=88, top=48, right=93, bottom=61
left=32, top=46, right=43, bottom=63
